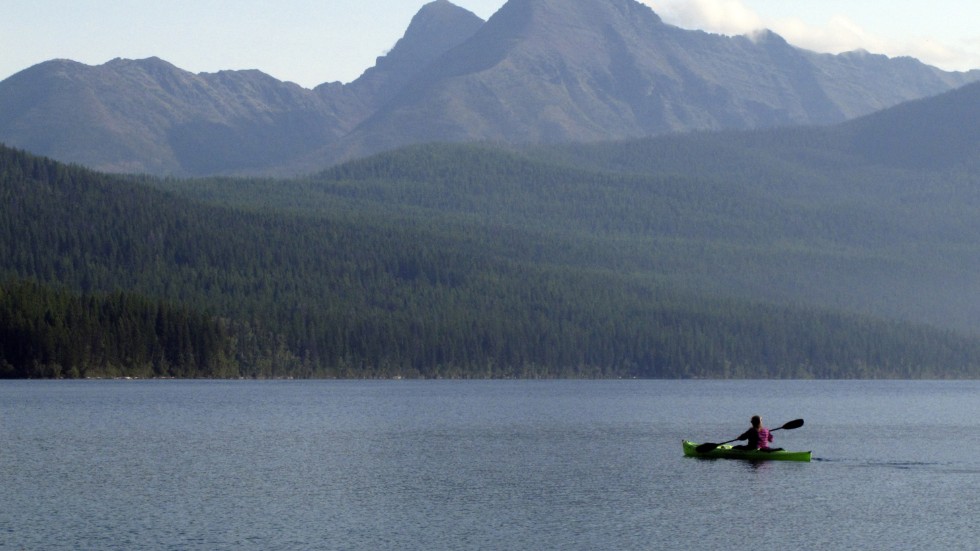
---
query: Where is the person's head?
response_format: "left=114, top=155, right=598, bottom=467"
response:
left=751, top=415, right=762, bottom=428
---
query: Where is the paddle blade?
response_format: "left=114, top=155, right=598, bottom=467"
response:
left=694, top=442, right=721, bottom=453
left=780, top=418, right=805, bottom=430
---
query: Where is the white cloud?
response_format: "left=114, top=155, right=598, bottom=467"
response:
left=777, top=15, right=882, bottom=53
left=647, top=0, right=762, bottom=36
left=898, top=36, right=980, bottom=72
left=642, top=0, right=980, bottom=72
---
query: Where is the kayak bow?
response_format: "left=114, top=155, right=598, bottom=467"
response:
left=683, top=440, right=811, bottom=462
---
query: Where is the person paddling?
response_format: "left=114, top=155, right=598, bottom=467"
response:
left=693, top=417, right=802, bottom=454
left=733, top=415, right=781, bottom=451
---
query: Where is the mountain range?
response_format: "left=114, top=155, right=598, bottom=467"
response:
left=1, top=0, right=978, bottom=176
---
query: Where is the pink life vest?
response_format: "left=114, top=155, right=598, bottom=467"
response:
left=757, top=427, right=773, bottom=449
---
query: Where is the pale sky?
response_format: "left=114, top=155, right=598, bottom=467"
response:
left=2, top=0, right=978, bottom=89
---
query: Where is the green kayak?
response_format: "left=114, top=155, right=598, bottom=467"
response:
left=683, top=440, right=811, bottom=462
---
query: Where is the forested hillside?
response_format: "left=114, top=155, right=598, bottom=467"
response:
left=167, top=134, right=980, bottom=334
left=528, top=84, right=980, bottom=331
left=4, top=143, right=980, bottom=378
left=0, top=280, right=234, bottom=378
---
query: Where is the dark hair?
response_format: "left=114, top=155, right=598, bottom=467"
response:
left=751, top=415, right=761, bottom=427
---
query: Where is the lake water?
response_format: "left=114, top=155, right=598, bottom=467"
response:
left=1, top=380, right=978, bottom=550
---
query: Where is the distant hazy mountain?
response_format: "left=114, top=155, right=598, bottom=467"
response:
left=1, top=0, right=977, bottom=175
left=837, top=80, right=980, bottom=171
left=325, top=0, right=976, bottom=160
left=0, top=0, right=481, bottom=175
left=0, top=57, right=336, bottom=175
left=547, top=80, right=980, bottom=177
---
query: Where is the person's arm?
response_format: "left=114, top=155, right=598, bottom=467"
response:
left=737, top=429, right=751, bottom=441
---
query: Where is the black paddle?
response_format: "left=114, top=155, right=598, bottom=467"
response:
left=695, top=418, right=804, bottom=454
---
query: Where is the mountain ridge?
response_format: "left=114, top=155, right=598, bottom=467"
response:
left=1, top=0, right=977, bottom=175
left=315, top=0, right=978, bottom=167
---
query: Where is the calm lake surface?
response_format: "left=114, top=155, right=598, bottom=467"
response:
left=1, top=380, right=978, bottom=550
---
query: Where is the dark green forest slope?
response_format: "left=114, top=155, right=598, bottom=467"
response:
left=4, top=139, right=980, bottom=379
left=1, top=280, right=234, bottom=378
left=168, top=133, right=980, bottom=334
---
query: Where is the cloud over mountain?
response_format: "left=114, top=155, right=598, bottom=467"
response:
left=647, top=0, right=980, bottom=72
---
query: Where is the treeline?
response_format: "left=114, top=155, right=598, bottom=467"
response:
left=4, top=143, right=980, bottom=378
left=5, top=274, right=980, bottom=380
left=0, top=279, right=234, bottom=378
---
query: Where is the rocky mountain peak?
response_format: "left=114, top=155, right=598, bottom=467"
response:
left=349, top=1, right=484, bottom=105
